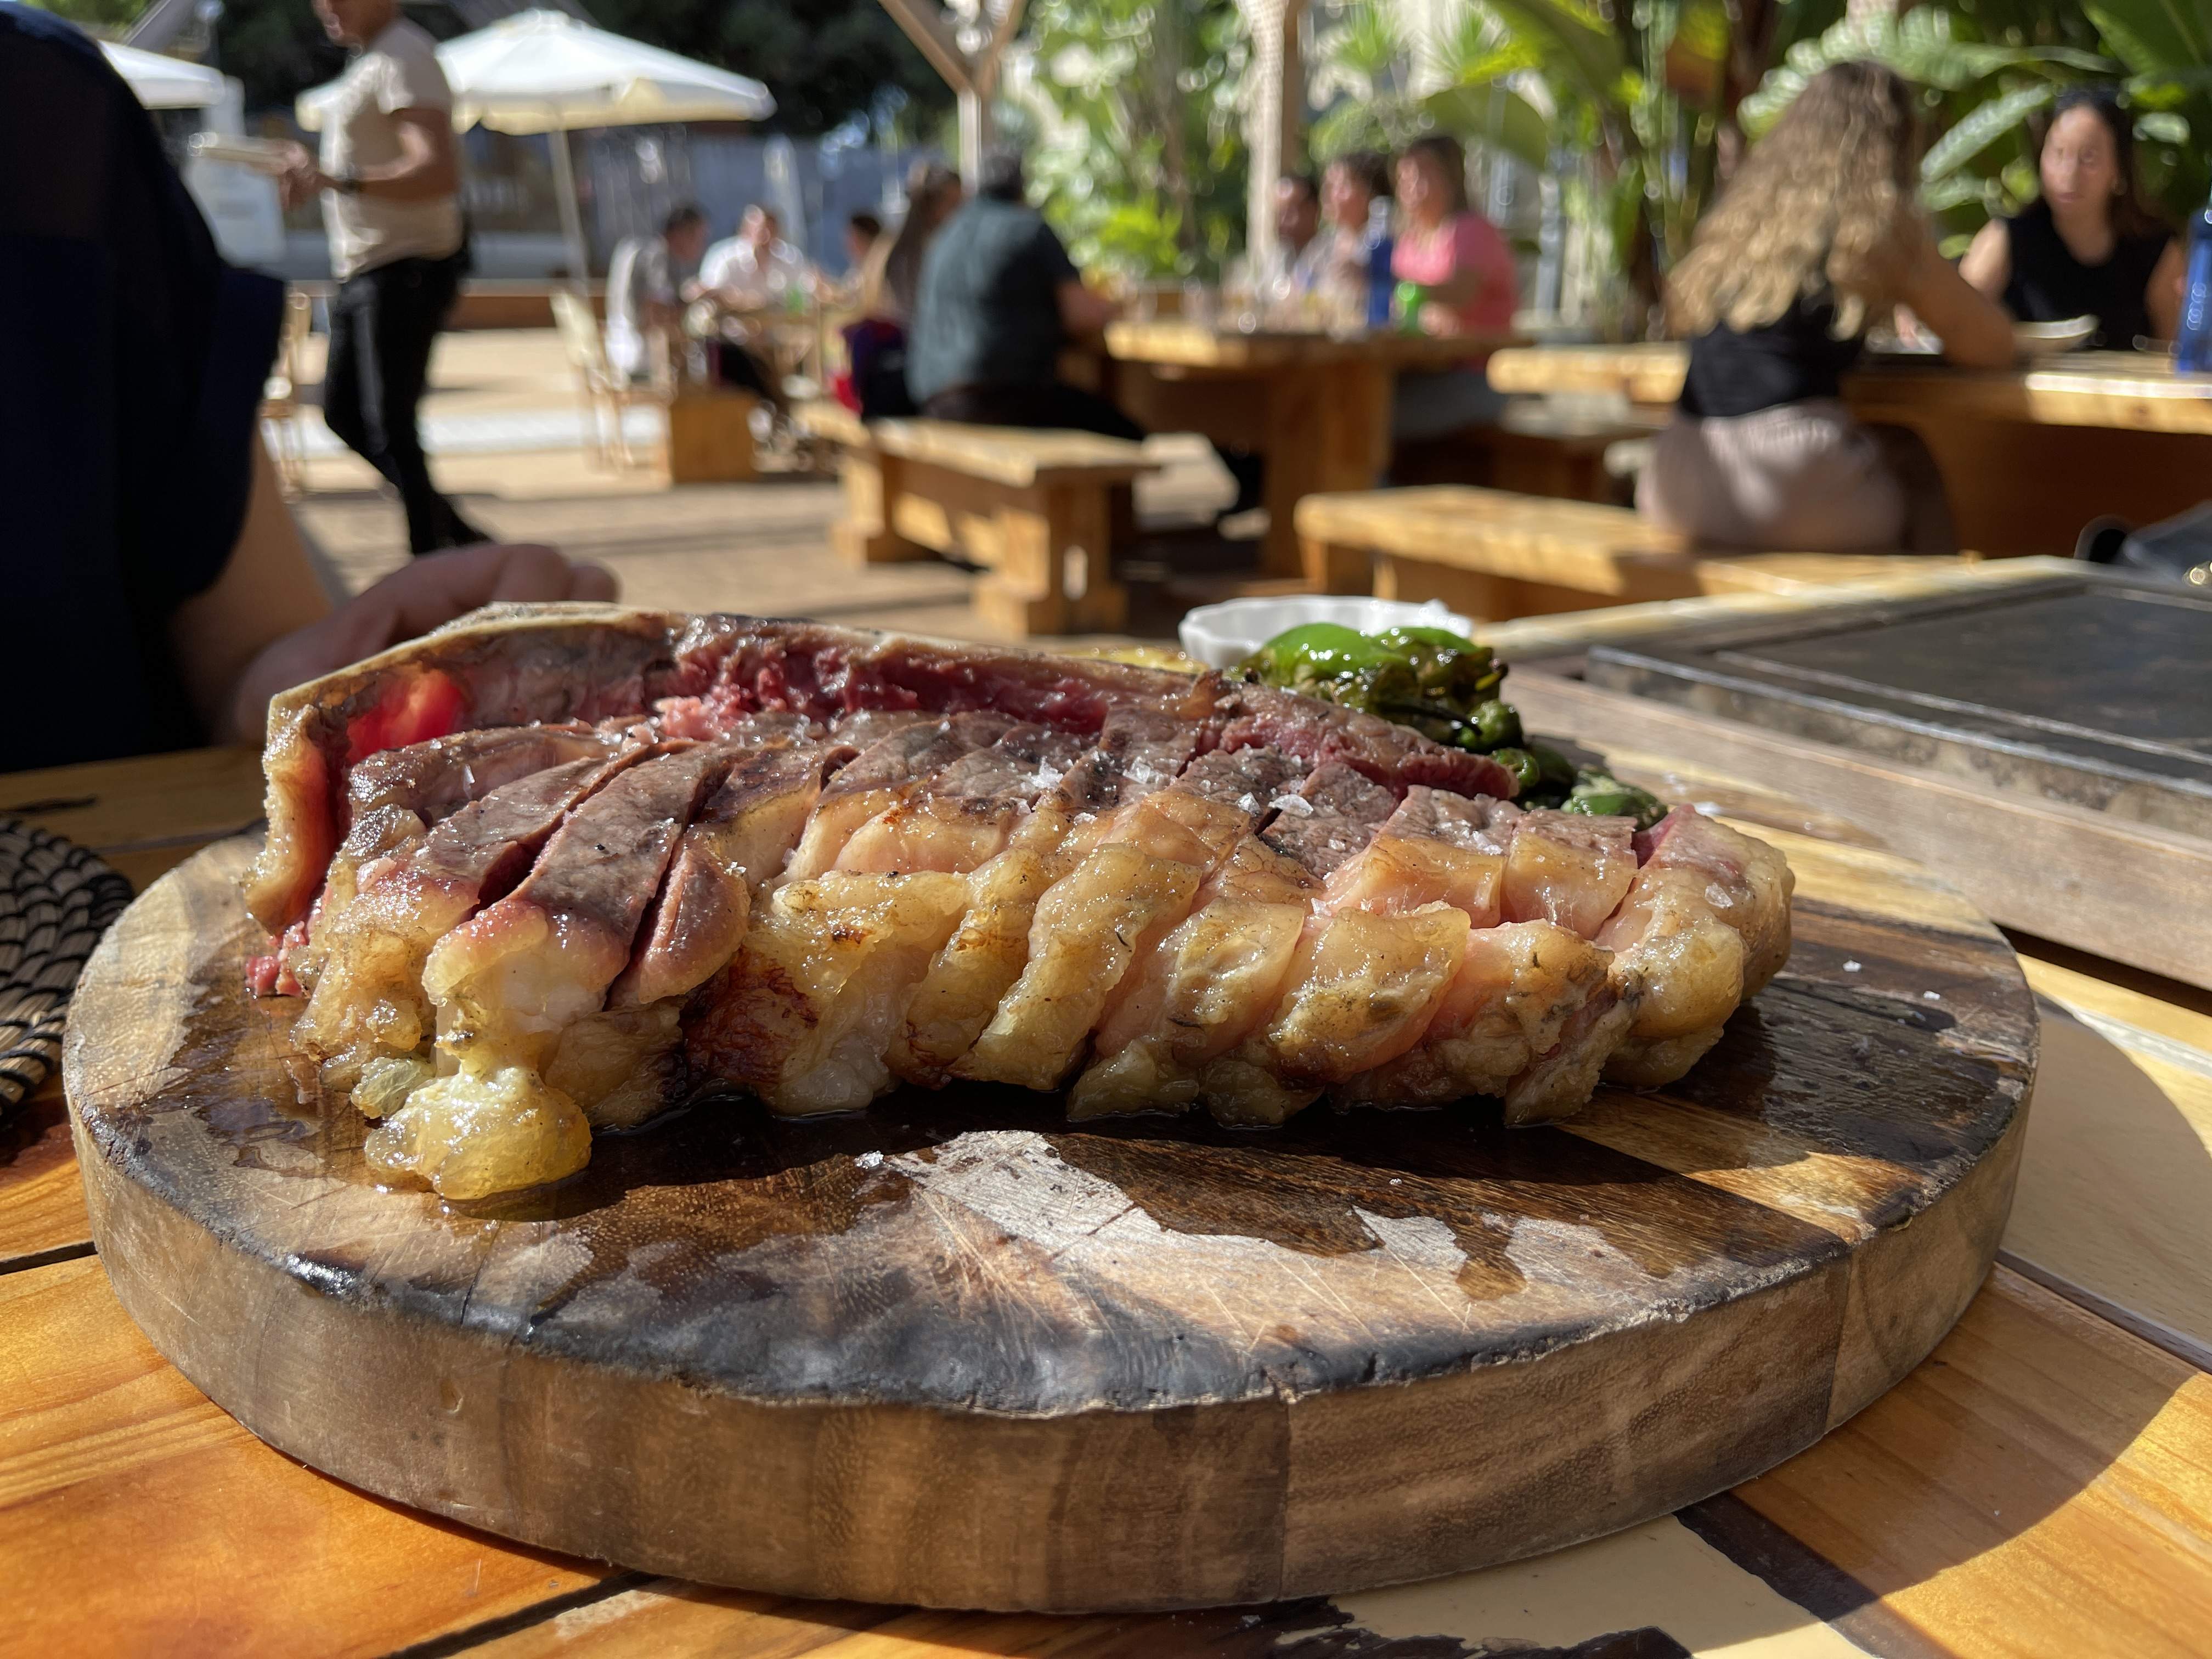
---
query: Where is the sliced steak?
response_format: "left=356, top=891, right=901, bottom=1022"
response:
left=423, top=743, right=739, bottom=1068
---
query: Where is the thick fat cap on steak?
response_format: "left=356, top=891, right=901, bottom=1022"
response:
left=245, top=607, right=1209, bottom=934
left=1322, top=787, right=1509, bottom=927
left=1070, top=748, right=1333, bottom=1120
left=783, top=712, right=1018, bottom=880
left=1215, top=682, right=1520, bottom=803
left=885, top=710, right=1209, bottom=1088
left=836, top=723, right=1087, bottom=876
left=610, top=741, right=853, bottom=1010
left=684, top=720, right=1113, bottom=1114
left=1594, top=806, right=1796, bottom=1090
left=957, top=746, right=1295, bottom=1092
left=1502, top=808, right=1639, bottom=939
left=294, top=746, right=651, bottom=1077
left=1341, top=921, right=1613, bottom=1108
left=422, top=742, right=743, bottom=1067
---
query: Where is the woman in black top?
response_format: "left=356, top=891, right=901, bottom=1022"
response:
left=1639, top=64, right=2013, bottom=554
left=1960, top=87, right=2183, bottom=349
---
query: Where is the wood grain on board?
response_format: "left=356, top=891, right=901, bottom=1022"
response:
left=60, top=807, right=2033, bottom=1615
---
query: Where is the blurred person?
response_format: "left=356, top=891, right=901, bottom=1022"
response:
left=1262, top=171, right=1321, bottom=295
left=605, top=203, right=708, bottom=387
left=275, top=0, right=486, bottom=555
left=1304, top=150, right=1393, bottom=298
left=907, top=148, right=1135, bottom=438
left=700, top=205, right=815, bottom=312
left=1641, top=62, right=2015, bottom=554
left=870, top=161, right=965, bottom=326
left=1389, top=134, right=1518, bottom=440
left=0, top=3, right=614, bottom=772
left=836, top=163, right=964, bottom=420
left=844, top=210, right=884, bottom=273
left=1960, top=86, right=2183, bottom=348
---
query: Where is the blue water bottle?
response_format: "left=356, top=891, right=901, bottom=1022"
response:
left=1364, top=198, right=1395, bottom=330
left=2177, top=188, right=2212, bottom=374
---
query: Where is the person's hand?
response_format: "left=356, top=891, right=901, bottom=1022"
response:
left=276, top=143, right=331, bottom=210
left=223, top=544, right=619, bottom=745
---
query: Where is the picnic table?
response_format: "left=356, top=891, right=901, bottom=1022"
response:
left=7, top=714, right=2212, bottom=1655
left=1084, top=321, right=1523, bottom=580
left=1487, top=343, right=2212, bottom=556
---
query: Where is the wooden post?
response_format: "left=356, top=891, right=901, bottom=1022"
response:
left=1239, top=0, right=1298, bottom=273
left=877, top=0, right=1029, bottom=185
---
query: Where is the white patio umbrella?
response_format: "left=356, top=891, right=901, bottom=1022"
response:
left=102, top=41, right=227, bottom=110
left=303, top=10, right=775, bottom=283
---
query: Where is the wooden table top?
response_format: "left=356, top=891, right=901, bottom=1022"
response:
left=1102, top=319, right=1522, bottom=373
left=9, top=721, right=2212, bottom=1656
left=1487, top=342, right=2212, bottom=435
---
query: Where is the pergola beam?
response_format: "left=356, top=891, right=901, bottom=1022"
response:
left=876, top=0, right=1028, bottom=185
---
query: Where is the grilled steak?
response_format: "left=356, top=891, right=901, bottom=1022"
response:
left=244, top=607, right=1793, bottom=1198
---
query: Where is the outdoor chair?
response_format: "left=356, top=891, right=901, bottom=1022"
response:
left=550, top=289, right=655, bottom=470
left=260, top=290, right=315, bottom=494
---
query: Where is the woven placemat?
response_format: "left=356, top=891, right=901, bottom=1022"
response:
left=0, top=818, right=132, bottom=1119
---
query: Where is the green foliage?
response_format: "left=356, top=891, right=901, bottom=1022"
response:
left=580, top=0, right=954, bottom=136
left=25, top=0, right=149, bottom=28
left=1018, top=0, right=1250, bottom=279
left=1743, top=0, right=2212, bottom=239
left=1410, top=0, right=1774, bottom=311
left=203, top=0, right=952, bottom=134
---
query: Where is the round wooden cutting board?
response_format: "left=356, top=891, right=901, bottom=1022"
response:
left=64, top=816, right=2036, bottom=1614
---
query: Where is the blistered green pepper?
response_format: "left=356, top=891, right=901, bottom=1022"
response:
left=1561, top=768, right=1667, bottom=831
left=1467, top=699, right=1521, bottom=750
left=1239, top=623, right=1395, bottom=684
left=1488, top=746, right=1542, bottom=794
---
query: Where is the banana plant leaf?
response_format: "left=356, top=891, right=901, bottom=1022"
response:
left=1479, top=0, right=1627, bottom=109
left=1921, top=81, right=2061, bottom=179
left=2085, top=0, right=2212, bottom=74
left=1423, top=82, right=1556, bottom=172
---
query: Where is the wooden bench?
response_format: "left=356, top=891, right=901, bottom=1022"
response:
left=1390, top=403, right=1663, bottom=505
left=1296, top=485, right=1968, bottom=622
left=797, top=400, right=1153, bottom=636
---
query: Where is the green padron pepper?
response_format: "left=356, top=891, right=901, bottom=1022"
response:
left=1559, top=768, right=1667, bottom=831
left=1367, top=626, right=1506, bottom=706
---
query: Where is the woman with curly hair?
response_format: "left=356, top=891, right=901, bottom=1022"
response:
left=1639, top=61, right=2013, bottom=552
left=1959, top=85, right=2182, bottom=349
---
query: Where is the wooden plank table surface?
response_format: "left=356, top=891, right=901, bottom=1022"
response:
left=7, top=721, right=2212, bottom=1656
left=1487, top=344, right=2212, bottom=557
left=1086, top=323, right=1522, bottom=582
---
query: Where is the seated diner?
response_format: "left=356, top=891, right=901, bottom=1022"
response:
left=1389, top=133, right=1518, bottom=442
left=1959, top=85, right=2184, bottom=350
left=1639, top=61, right=2015, bottom=554
left=906, top=148, right=1133, bottom=437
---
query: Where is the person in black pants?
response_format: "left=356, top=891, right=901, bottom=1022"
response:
left=279, top=0, right=486, bottom=554
left=321, top=246, right=483, bottom=552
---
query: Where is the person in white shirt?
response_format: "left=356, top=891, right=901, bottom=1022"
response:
left=278, top=0, right=482, bottom=555
left=698, top=205, right=815, bottom=311
left=604, top=204, right=708, bottom=386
